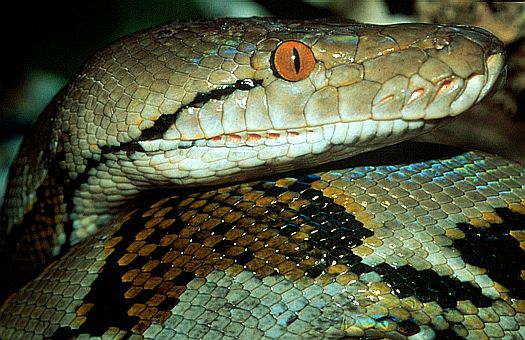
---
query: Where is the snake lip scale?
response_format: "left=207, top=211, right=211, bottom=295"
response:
left=1, top=17, right=522, bottom=339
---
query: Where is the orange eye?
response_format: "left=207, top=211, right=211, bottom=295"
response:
left=272, top=40, right=316, bottom=82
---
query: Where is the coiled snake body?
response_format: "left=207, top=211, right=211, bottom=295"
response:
left=1, top=18, right=523, bottom=339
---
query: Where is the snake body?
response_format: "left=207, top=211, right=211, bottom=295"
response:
left=1, top=18, right=521, bottom=339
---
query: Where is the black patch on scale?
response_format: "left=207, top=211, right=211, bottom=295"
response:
left=298, top=187, right=373, bottom=271
left=252, top=175, right=374, bottom=276
left=51, top=326, right=80, bottom=339
left=252, top=179, right=496, bottom=311
left=61, top=78, right=262, bottom=249
left=346, top=209, right=525, bottom=311
left=454, top=207, right=525, bottom=299
left=271, top=180, right=496, bottom=311
left=63, top=177, right=525, bottom=337
left=433, top=329, right=465, bottom=339
left=71, top=176, right=372, bottom=336
left=264, top=179, right=494, bottom=312
left=396, top=319, right=421, bottom=336
left=72, top=207, right=196, bottom=336
left=359, top=263, right=493, bottom=308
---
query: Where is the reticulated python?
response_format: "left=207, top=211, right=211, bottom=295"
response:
left=1, top=17, right=522, bottom=339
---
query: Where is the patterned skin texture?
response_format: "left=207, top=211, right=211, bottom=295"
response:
left=1, top=143, right=524, bottom=339
left=0, top=18, right=517, bottom=338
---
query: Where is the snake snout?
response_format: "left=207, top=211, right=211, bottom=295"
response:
left=477, top=52, right=506, bottom=104
left=454, top=25, right=507, bottom=101
left=454, top=25, right=505, bottom=55
left=409, top=25, right=506, bottom=119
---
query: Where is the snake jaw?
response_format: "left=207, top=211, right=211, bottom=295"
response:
left=130, top=118, right=438, bottom=192
left=451, top=52, right=506, bottom=115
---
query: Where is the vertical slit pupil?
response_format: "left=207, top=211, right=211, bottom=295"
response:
left=292, top=47, right=301, bottom=74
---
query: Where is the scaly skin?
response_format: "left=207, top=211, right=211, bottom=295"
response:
left=0, top=18, right=510, bottom=336
left=1, top=143, right=525, bottom=339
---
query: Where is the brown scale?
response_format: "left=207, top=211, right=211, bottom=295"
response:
left=1, top=148, right=525, bottom=338
left=65, top=176, right=370, bottom=336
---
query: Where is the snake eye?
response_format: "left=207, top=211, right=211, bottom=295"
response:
left=272, top=40, right=315, bottom=81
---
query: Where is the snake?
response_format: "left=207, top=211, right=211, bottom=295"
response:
left=0, top=17, right=522, bottom=339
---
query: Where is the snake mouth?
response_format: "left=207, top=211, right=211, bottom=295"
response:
left=365, top=52, right=506, bottom=121
left=136, top=118, right=440, bottom=154
left=129, top=118, right=442, bottom=186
